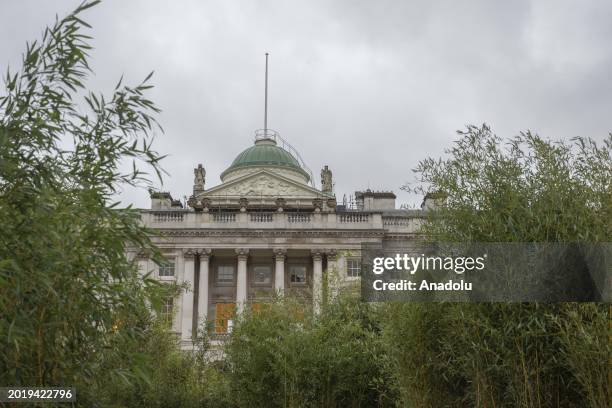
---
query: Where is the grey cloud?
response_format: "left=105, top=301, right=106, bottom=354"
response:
left=1, top=0, right=610, bottom=208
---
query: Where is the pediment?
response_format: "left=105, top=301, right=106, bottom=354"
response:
left=199, top=170, right=329, bottom=199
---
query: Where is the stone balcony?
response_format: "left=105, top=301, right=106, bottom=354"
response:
left=141, top=210, right=424, bottom=234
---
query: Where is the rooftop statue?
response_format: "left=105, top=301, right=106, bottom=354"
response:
left=321, top=165, right=333, bottom=194
left=194, top=164, right=206, bottom=193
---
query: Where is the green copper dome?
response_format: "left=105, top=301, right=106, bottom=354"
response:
left=220, top=138, right=311, bottom=181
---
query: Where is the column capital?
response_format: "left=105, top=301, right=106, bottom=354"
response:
left=198, top=248, right=212, bottom=260
left=325, top=249, right=338, bottom=261
left=182, top=248, right=198, bottom=259
left=235, top=248, right=250, bottom=260
left=135, top=250, right=149, bottom=260
left=274, top=248, right=287, bottom=261
left=311, top=249, right=324, bottom=261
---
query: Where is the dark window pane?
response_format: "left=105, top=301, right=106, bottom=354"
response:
left=253, top=265, right=272, bottom=284
left=290, top=265, right=307, bottom=283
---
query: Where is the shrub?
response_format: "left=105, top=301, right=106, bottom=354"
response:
left=226, top=296, right=395, bottom=407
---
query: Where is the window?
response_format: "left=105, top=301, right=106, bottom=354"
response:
left=159, top=259, right=175, bottom=277
left=217, top=265, right=235, bottom=284
left=253, top=265, right=272, bottom=285
left=289, top=265, right=307, bottom=284
left=161, top=297, right=174, bottom=323
left=347, top=258, right=361, bottom=277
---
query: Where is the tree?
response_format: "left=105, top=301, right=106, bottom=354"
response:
left=385, top=124, right=611, bottom=407
left=409, top=124, right=611, bottom=243
left=0, top=0, right=169, bottom=401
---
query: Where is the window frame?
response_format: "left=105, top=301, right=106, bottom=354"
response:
left=251, top=264, right=273, bottom=287
left=289, top=264, right=308, bottom=286
left=158, top=257, right=176, bottom=280
left=160, top=296, right=174, bottom=324
left=346, top=258, right=362, bottom=278
left=216, top=264, right=236, bottom=286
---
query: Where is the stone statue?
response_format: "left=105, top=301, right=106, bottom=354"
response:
left=193, top=164, right=205, bottom=193
left=321, top=165, right=333, bottom=194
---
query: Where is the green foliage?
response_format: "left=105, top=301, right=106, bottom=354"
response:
left=2, top=3, right=609, bottom=407
left=408, top=124, right=611, bottom=242
left=96, top=321, right=233, bottom=408
left=0, top=0, right=170, bottom=401
left=226, top=296, right=395, bottom=407
left=384, top=302, right=609, bottom=407
left=388, top=125, right=611, bottom=407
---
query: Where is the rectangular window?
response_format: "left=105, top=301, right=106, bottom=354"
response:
left=253, top=265, right=272, bottom=285
left=159, top=259, right=175, bottom=277
left=347, top=258, right=361, bottom=277
left=161, top=297, right=174, bottom=323
left=289, top=265, right=307, bottom=284
left=217, top=265, right=235, bottom=284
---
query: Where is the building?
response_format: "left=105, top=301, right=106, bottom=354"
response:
left=134, top=130, right=432, bottom=349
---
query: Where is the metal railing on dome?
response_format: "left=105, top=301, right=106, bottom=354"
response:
left=254, top=129, right=316, bottom=188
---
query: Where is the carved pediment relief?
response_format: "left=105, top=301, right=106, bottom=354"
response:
left=200, top=170, right=325, bottom=199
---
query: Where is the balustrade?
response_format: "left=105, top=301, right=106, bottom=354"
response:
left=287, top=213, right=311, bottom=223
left=145, top=210, right=399, bottom=229
left=250, top=212, right=274, bottom=222
left=213, top=213, right=236, bottom=222
left=339, top=213, right=369, bottom=223
left=153, top=211, right=184, bottom=222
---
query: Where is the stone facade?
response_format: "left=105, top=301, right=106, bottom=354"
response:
left=133, top=134, right=430, bottom=349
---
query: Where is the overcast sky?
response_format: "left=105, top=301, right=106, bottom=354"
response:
left=1, top=0, right=611, bottom=208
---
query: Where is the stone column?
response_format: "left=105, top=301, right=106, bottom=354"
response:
left=235, top=248, right=249, bottom=314
left=197, top=249, right=212, bottom=330
left=326, top=249, right=338, bottom=301
left=274, top=249, right=286, bottom=295
left=181, top=249, right=197, bottom=343
left=312, top=250, right=323, bottom=314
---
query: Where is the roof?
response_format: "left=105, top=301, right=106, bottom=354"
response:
left=220, top=138, right=311, bottom=181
